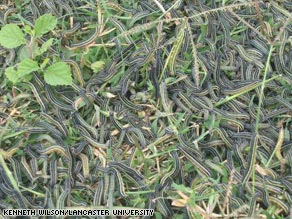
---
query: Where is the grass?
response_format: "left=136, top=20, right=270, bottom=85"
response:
left=0, top=0, right=292, bottom=218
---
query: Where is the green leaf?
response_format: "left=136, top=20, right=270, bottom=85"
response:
left=23, top=25, right=33, bottom=35
left=18, top=41, right=38, bottom=61
left=151, top=118, right=158, bottom=134
left=34, top=14, right=57, bottom=37
left=147, top=80, right=154, bottom=91
left=172, top=183, right=193, bottom=194
left=154, top=212, right=163, bottom=219
left=91, top=61, right=105, bottom=73
left=39, top=38, right=54, bottom=54
left=34, top=38, right=54, bottom=56
left=44, top=62, right=72, bottom=86
left=40, top=58, right=50, bottom=69
left=22, top=74, right=33, bottom=82
left=17, top=59, right=39, bottom=77
left=5, top=67, right=19, bottom=83
left=173, top=214, right=185, bottom=219
left=0, top=24, right=26, bottom=48
left=198, top=24, right=207, bottom=43
left=19, top=46, right=31, bottom=60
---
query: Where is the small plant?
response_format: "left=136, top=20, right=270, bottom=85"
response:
left=0, top=14, right=72, bottom=86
